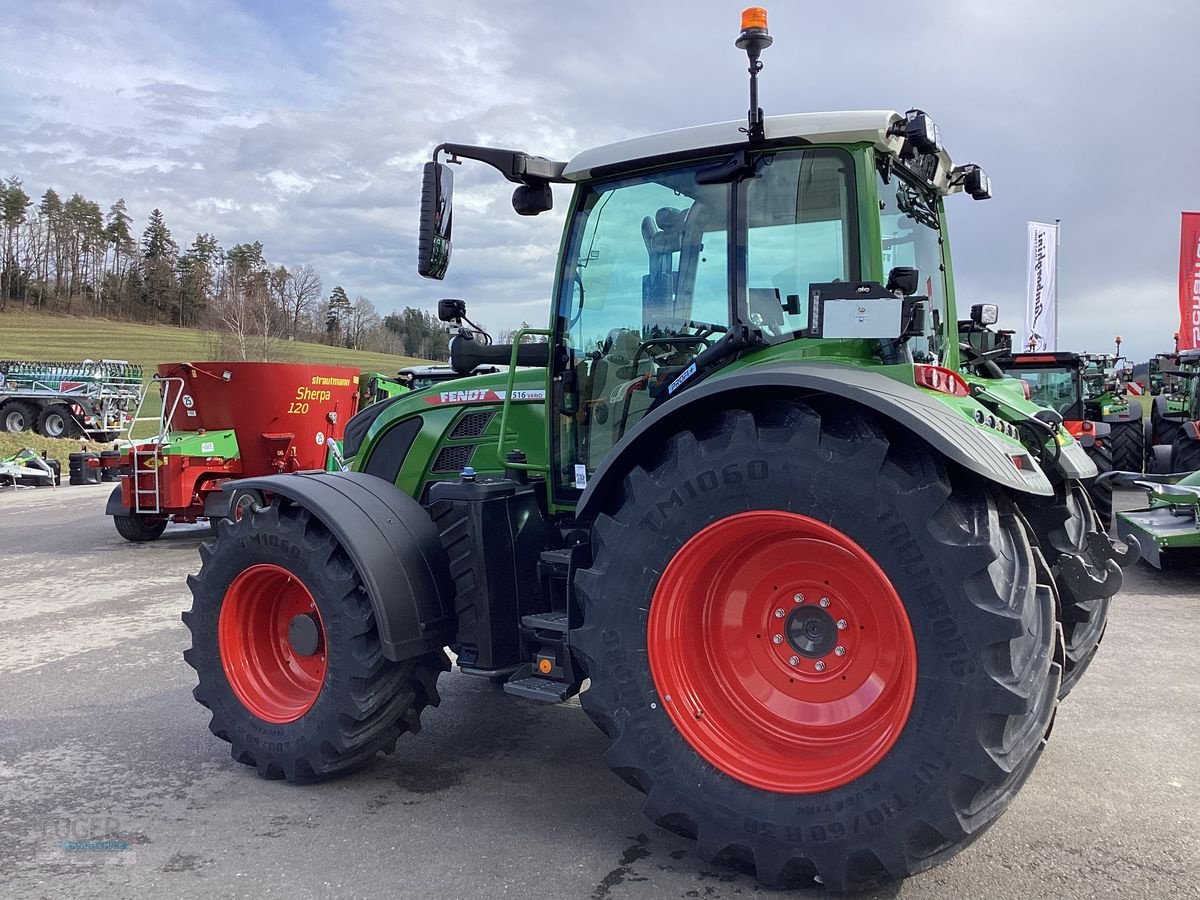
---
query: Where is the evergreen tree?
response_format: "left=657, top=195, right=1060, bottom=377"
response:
left=325, top=285, right=351, bottom=343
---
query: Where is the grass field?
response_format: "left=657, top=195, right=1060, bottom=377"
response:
left=0, top=311, right=426, bottom=373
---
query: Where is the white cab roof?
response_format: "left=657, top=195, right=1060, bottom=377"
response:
left=563, top=110, right=959, bottom=193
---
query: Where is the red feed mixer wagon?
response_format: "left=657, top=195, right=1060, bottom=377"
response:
left=103, top=361, right=360, bottom=541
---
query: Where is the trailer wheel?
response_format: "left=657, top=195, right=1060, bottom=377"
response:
left=113, top=512, right=168, bottom=542
left=1022, top=480, right=1109, bottom=698
left=36, top=404, right=82, bottom=439
left=572, top=403, right=1058, bottom=892
left=0, top=400, right=36, bottom=433
left=183, top=501, right=447, bottom=782
left=1107, top=420, right=1143, bottom=472
left=1170, top=433, right=1200, bottom=474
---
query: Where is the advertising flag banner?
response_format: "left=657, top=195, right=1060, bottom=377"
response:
left=1178, top=212, right=1200, bottom=351
left=1022, top=221, right=1059, bottom=351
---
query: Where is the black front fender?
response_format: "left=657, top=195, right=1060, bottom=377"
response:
left=576, top=361, right=1054, bottom=521
left=232, top=471, right=454, bottom=662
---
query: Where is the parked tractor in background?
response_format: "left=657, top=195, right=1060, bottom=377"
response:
left=1149, top=349, right=1197, bottom=456
left=360, top=371, right=410, bottom=408
left=103, top=362, right=359, bottom=541
left=996, top=349, right=1144, bottom=523
left=0, top=359, right=141, bottom=440
left=182, top=10, right=1133, bottom=892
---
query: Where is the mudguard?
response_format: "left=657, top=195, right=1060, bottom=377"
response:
left=231, top=471, right=454, bottom=661
left=105, top=485, right=124, bottom=516
left=576, top=361, right=1054, bottom=521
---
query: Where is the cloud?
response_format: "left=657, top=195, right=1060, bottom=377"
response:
left=0, top=0, right=1195, bottom=365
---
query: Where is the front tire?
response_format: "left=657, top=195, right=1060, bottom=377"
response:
left=183, top=501, right=447, bottom=782
left=1083, top=445, right=1113, bottom=528
left=1022, top=480, right=1110, bottom=697
left=572, top=403, right=1059, bottom=892
left=1170, top=434, right=1200, bottom=473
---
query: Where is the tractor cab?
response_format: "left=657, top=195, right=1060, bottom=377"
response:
left=419, top=107, right=1011, bottom=500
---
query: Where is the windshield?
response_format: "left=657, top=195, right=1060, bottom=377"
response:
left=1009, top=367, right=1081, bottom=417
left=744, top=149, right=858, bottom=339
left=554, top=148, right=859, bottom=493
left=877, top=163, right=947, bottom=363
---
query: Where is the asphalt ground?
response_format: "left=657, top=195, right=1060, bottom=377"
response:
left=1, top=483, right=1197, bottom=900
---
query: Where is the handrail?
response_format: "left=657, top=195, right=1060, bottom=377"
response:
left=495, top=328, right=552, bottom=473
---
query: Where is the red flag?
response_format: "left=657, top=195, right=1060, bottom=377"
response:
left=1179, top=212, right=1200, bottom=351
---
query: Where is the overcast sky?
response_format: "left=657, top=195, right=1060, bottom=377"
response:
left=2, top=0, right=1196, bottom=362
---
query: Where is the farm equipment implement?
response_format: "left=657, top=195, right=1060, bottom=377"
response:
left=0, top=358, right=141, bottom=440
left=103, top=362, right=359, bottom=541
left=0, top=447, right=59, bottom=489
left=181, top=10, right=1133, bottom=892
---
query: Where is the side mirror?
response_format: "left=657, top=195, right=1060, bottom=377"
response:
left=971, top=303, right=999, bottom=326
left=418, top=161, right=453, bottom=280
left=513, top=182, right=553, bottom=216
left=437, top=298, right=467, bottom=323
left=886, top=266, right=920, bottom=296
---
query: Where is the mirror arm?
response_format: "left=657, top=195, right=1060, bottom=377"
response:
left=433, top=143, right=568, bottom=185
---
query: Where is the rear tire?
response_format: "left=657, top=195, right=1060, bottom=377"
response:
left=36, top=404, right=82, bottom=439
left=1107, top=420, right=1143, bottom=472
left=0, top=400, right=36, bottom=433
left=572, top=402, right=1059, bottom=892
left=113, top=512, right=168, bottom=542
left=183, top=501, right=447, bottom=782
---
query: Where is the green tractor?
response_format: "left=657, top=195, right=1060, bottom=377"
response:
left=996, top=347, right=1144, bottom=482
left=1148, top=349, right=1198, bottom=460
left=183, top=12, right=1134, bottom=892
left=1160, top=349, right=1200, bottom=473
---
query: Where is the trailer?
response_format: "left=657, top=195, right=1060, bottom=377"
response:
left=102, top=361, right=360, bottom=541
left=0, top=359, right=142, bottom=440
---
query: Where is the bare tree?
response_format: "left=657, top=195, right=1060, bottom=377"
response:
left=347, top=295, right=380, bottom=351
left=285, top=263, right=322, bottom=339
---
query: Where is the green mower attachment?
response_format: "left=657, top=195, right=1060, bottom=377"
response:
left=1114, top=470, right=1200, bottom=568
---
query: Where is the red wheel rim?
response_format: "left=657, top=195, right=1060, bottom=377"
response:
left=647, top=511, right=916, bottom=794
left=218, top=564, right=327, bottom=724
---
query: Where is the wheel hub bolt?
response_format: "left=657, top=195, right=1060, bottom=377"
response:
left=834, top=646, right=846, bottom=656
left=774, top=608, right=785, bottom=618
left=836, top=619, right=847, bottom=630
left=819, top=597, right=830, bottom=608
left=772, top=634, right=784, bottom=644
left=793, top=593, right=804, bottom=603
left=788, top=655, right=799, bottom=666
left=815, top=660, right=826, bottom=671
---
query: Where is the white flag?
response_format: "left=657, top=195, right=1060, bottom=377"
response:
left=1022, top=221, right=1059, bottom=351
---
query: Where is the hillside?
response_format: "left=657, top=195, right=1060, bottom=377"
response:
left=0, top=312, right=428, bottom=373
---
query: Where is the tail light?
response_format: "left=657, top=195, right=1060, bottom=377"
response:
left=914, top=365, right=970, bottom=397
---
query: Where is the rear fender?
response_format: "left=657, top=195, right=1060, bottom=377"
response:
left=575, top=361, right=1054, bottom=521
left=231, top=471, right=454, bottom=661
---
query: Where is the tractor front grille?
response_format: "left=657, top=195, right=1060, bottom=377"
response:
left=449, top=411, right=494, bottom=439
left=432, top=444, right=476, bottom=473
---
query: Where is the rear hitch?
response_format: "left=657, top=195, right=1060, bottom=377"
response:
left=1052, top=529, right=1138, bottom=603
